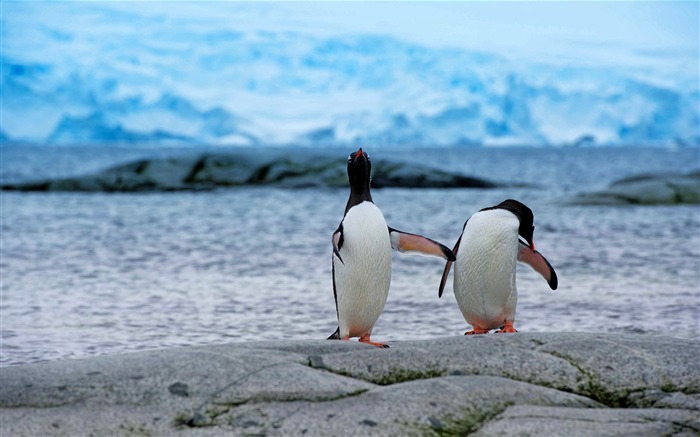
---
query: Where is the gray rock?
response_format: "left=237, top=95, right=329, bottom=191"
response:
left=315, top=333, right=700, bottom=408
left=207, top=362, right=376, bottom=405
left=315, top=334, right=584, bottom=391
left=0, top=152, right=498, bottom=191
left=0, top=333, right=697, bottom=436
left=0, top=345, right=293, bottom=409
left=574, top=171, right=700, bottom=205
left=628, top=389, right=700, bottom=410
left=473, top=405, right=700, bottom=437
left=535, top=334, right=700, bottom=407
left=219, top=375, right=600, bottom=436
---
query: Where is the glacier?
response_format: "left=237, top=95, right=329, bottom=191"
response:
left=1, top=2, right=698, bottom=148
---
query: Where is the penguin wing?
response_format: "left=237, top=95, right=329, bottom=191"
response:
left=518, top=242, right=558, bottom=290
left=388, top=227, right=456, bottom=261
left=438, top=234, right=462, bottom=298
left=330, top=225, right=343, bottom=330
left=332, top=224, right=344, bottom=264
left=330, top=261, right=340, bottom=333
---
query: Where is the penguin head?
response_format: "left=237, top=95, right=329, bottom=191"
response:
left=483, top=199, right=536, bottom=250
left=347, top=148, right=371, bottom=192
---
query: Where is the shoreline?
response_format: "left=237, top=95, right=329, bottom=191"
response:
left=1, top=332, right=698, bottom=436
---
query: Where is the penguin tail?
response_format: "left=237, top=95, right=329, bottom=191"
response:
left=327, top=327, right=341, bottom=340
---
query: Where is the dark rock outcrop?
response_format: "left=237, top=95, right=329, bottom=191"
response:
left=1, top=152, right=497, bottom=192
left=574, top=171, right=700, bottom=205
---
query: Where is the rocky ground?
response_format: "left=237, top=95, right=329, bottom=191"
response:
left=1, top=333, right=698, bottom=436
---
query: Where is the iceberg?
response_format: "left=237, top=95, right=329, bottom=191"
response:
left=2, top=2, right=698, bottom=148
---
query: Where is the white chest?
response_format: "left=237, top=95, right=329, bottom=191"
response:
left=333, top=202, right=392, bottom=337
left=340, top=202, right=392, bottom=261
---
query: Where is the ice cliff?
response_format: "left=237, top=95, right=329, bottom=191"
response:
left=2, top=2, right=698, bottom=148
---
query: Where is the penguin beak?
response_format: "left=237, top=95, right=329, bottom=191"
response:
left=355, top=148, right=364, bottom=160
left=519, top=236, right=535, bottom=251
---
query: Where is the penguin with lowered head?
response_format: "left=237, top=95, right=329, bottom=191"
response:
left=439, top=199, right=557, bottom=334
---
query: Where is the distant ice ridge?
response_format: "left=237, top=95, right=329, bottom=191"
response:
left=2, top=2, right=698, bottom=147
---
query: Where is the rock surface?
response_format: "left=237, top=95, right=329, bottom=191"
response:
left=1, top=333, right=698, bottom=436
left=0, top=152, right=497, bottom=191
left=574, top=171, right=700, bottom=205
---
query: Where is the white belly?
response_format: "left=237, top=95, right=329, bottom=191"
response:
left=453, top=210, right=519, bottom=330
left=333, top=202, right=392, bottom=338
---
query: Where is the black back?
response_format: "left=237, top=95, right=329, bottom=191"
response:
left=345, top=148, right=373, bottom=214
left=481, top=199, right=535, bottom=247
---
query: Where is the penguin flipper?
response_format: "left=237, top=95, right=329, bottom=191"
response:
left=438, top=235, right=461, bottom=298
left=327, top=327, right=341, bottom=340
left=332, top=224, right=344, bottom=264
left=518, top=242, right=558, bottom=290
left=388, top=227, right=456, bottom=261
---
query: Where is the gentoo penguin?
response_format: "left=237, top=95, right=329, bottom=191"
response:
left=438, top=199, right=557, bottom=334
left=328, top=148, right=456, bottom=347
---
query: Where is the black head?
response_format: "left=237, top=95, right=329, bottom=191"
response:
left=481, top=199, right=535, bottom=249
left=344, top=148, right=373, bottom=212
left=347, top=147, right=371, bottom=194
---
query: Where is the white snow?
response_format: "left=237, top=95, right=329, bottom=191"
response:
left=1, top=1, right=698, bottom=147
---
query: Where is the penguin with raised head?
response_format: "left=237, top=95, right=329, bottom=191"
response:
left=438, top=199, right=557, bottom=334
left=328, top=148, right=456, bottom=347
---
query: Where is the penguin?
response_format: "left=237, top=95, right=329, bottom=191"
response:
left=328, top=148, right=456, bottom=347
left=438, top=199, right=557, bottom=334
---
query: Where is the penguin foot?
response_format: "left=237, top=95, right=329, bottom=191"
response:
left=359, top=334, right=390, bottom=348
left=464, top=326, right=490, bottom=335
left=495, top=321, right=517, bottom=333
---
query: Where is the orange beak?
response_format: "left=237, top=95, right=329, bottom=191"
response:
left=355, top=148, right=363, bottom=159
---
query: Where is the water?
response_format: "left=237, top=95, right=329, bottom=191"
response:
left=1, top=145, right=699, bottom=366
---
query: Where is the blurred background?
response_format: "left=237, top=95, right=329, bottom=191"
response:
left=1, top=1, right=699, bottom=366
left=2, top=1, right=698, bottom=147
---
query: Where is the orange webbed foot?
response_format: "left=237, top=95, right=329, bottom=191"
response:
left=359, top=334, right=390, bottom=348
left=495, top=321, right=517, bottom=333
left=464, top=326, right=490, bottom=335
